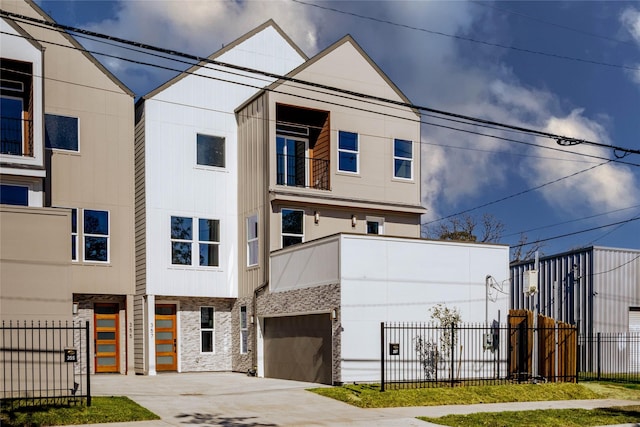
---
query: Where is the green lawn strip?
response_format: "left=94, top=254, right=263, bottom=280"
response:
left=309, top=383, right=603, bottom=408
left=0, top=396, right=160, bottom=426
left=417, top=405, right=640, bottom=427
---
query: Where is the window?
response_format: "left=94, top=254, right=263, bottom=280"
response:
left=240, top=306, right=248, bottom=354
left=71, top=208, right=78, bottom=261
left=83, top=210, right=109, bottom=262
left=366, top=217, right=384, bottom=235
left=281, top=208, right=303, bottom=247
left=1, top=96, right=24, bottom=155
left=196, top=134, right=225, bottom=167
left=276, top=136, right=308, bottom=187
left=200, top=307, right=214, bottom=353
left=171, top=216, right=220, bottom=267
left=394, top=139, right=413, bottom=179
left=247, top=215, right=258, bottom=267
left=338, top=131, right=358, bottom=173
left=199, top=219, right=220, bottom=267
left=45, top=114, right=79, bottom=151
left=171, top=216, right=192, bottom=265
left=0, top=184, right=28, bottom=206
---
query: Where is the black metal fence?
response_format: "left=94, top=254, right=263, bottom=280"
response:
left=1, top=320, right=91, bottom=409
left=579, top=332, right=640, bottom=383
left=381, top=321, right=582, bottom=390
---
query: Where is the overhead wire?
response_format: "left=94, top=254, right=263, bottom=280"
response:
left=3, top=9, right=639, bottom=249
left=2, top=9, right=639, bottom=157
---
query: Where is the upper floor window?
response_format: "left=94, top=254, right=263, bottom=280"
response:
left=366, top=216, right=384, bottom=235
left=1, top=59, right=32, bottom=156
left=393, top=139, right=413, bottom=180
left=200, top=307, right=215, bottom=353
left=197, top=134, right=225, bottom=168
left=170, top=216, right=220, bottom=267
left=281, top=208, right=303, bottom=248
left=45, top=114, right=79, bottom=152
left=276, top=136, right=308, bottom=187
left=83, top=209, right=109, bottom=262
left=71, top=208, right=78, bottom=261
left=0, top=184, right=28, bottom=206
left=338, top=131, right=358, bottom=173
left=247, top=215, right=258, bottom=267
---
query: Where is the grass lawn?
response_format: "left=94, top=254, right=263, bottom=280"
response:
left=418, top=405, right=640, bottom=426
left=309, top=382, right=604, bottom=408
left=0, top=396, right=160, bottom=426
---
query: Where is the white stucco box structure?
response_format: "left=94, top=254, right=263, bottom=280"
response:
left=262, top=233, right=510, bottom=383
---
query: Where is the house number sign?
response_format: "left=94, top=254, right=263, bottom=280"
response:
left=64, top=348, right=78, bottom=363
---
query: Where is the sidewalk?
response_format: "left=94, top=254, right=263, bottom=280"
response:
left=63, top=373, right=639, bottom=426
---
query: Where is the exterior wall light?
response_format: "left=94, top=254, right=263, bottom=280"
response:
left=314, top=211, right=320, bottom=224
left=250, top=315, right=254, bottom=324
left=72, top=302, right=79, bottom=315
left=331, top=308, right=338, bottom=320
left=351, top=215, right=357, bottom=228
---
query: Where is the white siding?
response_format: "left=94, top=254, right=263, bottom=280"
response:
left=339, top=235, right=510, bottom=382
left=143, top=26, right=306, bottom=298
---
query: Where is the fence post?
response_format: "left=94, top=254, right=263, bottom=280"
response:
left=86, top=320, right=91, bottom=406
left=450, top=323, right=455, bottom=388
left=596, top=332, right=601, bottom=382
left=380, top=322, right=385, bottom=392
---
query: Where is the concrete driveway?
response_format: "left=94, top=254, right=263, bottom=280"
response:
left=85, top=372, right=427, bottom=426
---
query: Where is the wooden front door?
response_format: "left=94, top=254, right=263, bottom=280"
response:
left=94, top=303, right=120, bottom=373
left=155, top=304, right=177, bottom=371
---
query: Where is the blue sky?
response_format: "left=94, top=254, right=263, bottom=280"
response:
left=35, top=0, right=640, bottom=257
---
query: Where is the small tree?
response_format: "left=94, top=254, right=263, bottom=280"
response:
left=415, top=304, right=462, bottom=380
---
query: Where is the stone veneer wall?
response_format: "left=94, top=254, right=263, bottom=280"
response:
left=174, top=297, right=234, bottom=372
left=256, top=283, right=342, bottom=384
left=72, top=294, right=127, bottom=374
left=231, top=295, right=254, bottom=373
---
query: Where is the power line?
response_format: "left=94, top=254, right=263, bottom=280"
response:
left=591, top=253, right=640, bottom=276
left=509, top=215, right=640, bottom=249
left=471, top=1, right=636, bottom=46
left=421, top=160, right=612, bottom=227
left=586, top=210, right=640, bottom=246
left=5, top=28, right=637, bottom=170
left=3, top=9, right=639, bottom=158
left=292, top=0, right=640, bottom=72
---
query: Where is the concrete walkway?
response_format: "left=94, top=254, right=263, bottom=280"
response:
left=64, top=372, right=638, bottom=426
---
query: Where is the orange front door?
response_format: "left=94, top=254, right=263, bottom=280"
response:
left=155, top=304, right=177, bottom=371
left=94, top=303, right=119, bottom=373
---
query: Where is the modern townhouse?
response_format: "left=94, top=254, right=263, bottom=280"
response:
left=235, top=35, right=509, bottom=384
left=133, top=20, right=306, bottom=375
left=1, top=0, right=135, bottom=374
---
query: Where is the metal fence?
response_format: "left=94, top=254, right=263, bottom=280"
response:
left=1, top=320, right=91, bottom=409
left=579, top=332, right=640, bottom=383
left=381, top=321, right=579, bottom=391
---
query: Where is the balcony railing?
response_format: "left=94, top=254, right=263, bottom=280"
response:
left=276, top=154, right=329, bottom=190
left=1, top=117, right=33, bottom=156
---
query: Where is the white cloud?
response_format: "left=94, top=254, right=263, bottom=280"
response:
left=621, top=7, right=640, bottom=45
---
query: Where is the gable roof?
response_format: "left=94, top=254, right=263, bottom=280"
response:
left=141, top=19, right=307, bottom=101
left=1, top=14, right=43, bottom=51
left=236, top=34, right=419, bottom=117
left=21, top=0, right=133, bottom=97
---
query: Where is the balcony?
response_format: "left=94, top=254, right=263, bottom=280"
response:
left=1, top=117, right=33, bottom=157
left=276, top=154, right=329, bottom=190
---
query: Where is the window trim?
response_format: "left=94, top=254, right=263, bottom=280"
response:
left=82, top=209, right=110, bottom=263
left=240, top=305, right=248, bottom=354
left=170, top=216, right=193, bottom=266
left=200, top=306, right=215, bottom=354
left=44, top=113, right=80, bottom=153
left=393, top=138, right=414, bottom=180
left=281, top=208, right=304, bottom=248
left=247, top=215, right=259, bottom=267
left=276, top=135, right=309, bottom=187
left=196, top=133, right=225, bottom=169
left=170, top=216, right=222, bottom=268
left=337, top=130, right=359, bottom=174
left=71, top=208, right=78, bottom=262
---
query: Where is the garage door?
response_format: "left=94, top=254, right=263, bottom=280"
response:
left=264, top=313, right=332, bottom=384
